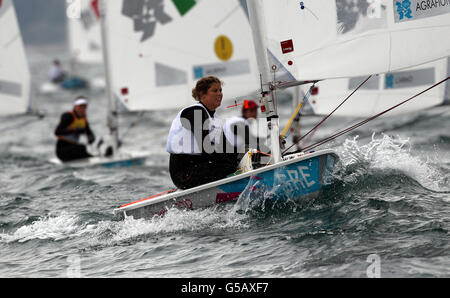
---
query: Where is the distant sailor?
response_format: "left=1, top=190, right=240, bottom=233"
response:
left=49, top=59, right=67, bottom=83
left=166, top=76, right=239, bottom=189
left=54, top=97, right=95, bottom=162
left=223, top=99, right=261, bottom=154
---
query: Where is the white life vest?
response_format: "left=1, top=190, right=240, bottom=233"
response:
left=166, top=103, right=223, bottom=155
left=223, top=116, right=249, bottom=152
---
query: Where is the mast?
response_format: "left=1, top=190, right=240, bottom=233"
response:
left=99, top=0, right=119, bottom=153
left=246, top=0, right=282, bottom=163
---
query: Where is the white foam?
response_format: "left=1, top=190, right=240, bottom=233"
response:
left=338, top=133, right=449, bottom=192
left=89, top=206, right=249, bottom=245
left=0, top=206, right=249, bottom=246
left=0, top=212, right=86, bottom=243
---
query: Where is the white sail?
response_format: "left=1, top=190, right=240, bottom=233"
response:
left=0, top=0, right=31, bottom=116
left=67, top=0, right=103, bottom=64
left=256, top=0, right=450, bottom=82
left=302, top=58, right=449, bottom=116
left=445, top=57, right=450, bottom=103
left=102, top=0, right=259, bottom=111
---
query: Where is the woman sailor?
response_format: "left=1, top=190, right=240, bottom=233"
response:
left=166, top=76, right=239, bottom=189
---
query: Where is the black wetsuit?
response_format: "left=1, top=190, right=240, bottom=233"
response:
left=169, top=103, right=239, bottom=190
left=54, top=111, right=95, bottom=162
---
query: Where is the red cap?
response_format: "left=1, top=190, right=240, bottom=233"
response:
left=243, top=100, right=258, bottom=110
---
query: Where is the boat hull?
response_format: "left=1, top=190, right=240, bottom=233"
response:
left=49, top=153, right=147, bottom=168
left=60, top=77, right=88, bottom=90
left=39, top=77, right=104, bottom=94
left=115, top=149, right=339, bottom=220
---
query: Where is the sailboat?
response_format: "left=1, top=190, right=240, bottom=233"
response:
left=66, top=0, right=105, bottom=90
left=0, top=0, right=35, bottom=116
left=67, top=0, right=103, bottom=65
left=114, top=0, right=450, bottom=219
left=39, top=0, right=105, bottom=94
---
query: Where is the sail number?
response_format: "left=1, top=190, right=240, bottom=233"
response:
left=277, top=165, right=317, bottom=194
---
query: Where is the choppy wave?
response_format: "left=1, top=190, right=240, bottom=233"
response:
left=337, top=133, right=450, bottom=192
left=100, top=207, right=249, bottom=244
left=0, top=206, right=249, bottom=247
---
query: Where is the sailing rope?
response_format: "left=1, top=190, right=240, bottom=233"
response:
left=296, top=76, right=450, bottom=153
left=283, top=75, right=373, bottom=154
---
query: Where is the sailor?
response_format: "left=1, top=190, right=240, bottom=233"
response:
left=54, top=96, right=95, bottom=162
left=49, top=59, right=67, bottom=83
left=166, top=76, right=239, bottom=189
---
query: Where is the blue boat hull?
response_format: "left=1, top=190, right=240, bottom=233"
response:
left=60, top=77, right=88, bottom=90
left=115, top=150, right=339, bottom=219
left=49, top=155, right=147, bottom=168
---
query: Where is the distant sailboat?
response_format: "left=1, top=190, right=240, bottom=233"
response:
left=0, top=0, right=34, bottom=116
left=66, top=0, right=105, bottom=89
left=67, top=0, right=103, bottom=64
left=40, top=0, right=104, bottom=94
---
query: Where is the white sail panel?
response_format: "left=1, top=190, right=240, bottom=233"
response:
left=67, top=0, right=103, bottom=64
left=257, top=0, right=450, bottom=81
left=445, top=57, right=450, bottom=103
left=302, top=58, right=449, bottom=116
left=0, top=0, right=31, bottom=115
left=104, top=0, right=259, bottom=111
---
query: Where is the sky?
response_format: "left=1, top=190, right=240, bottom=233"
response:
left=14, top=0, right=67, bottom=46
